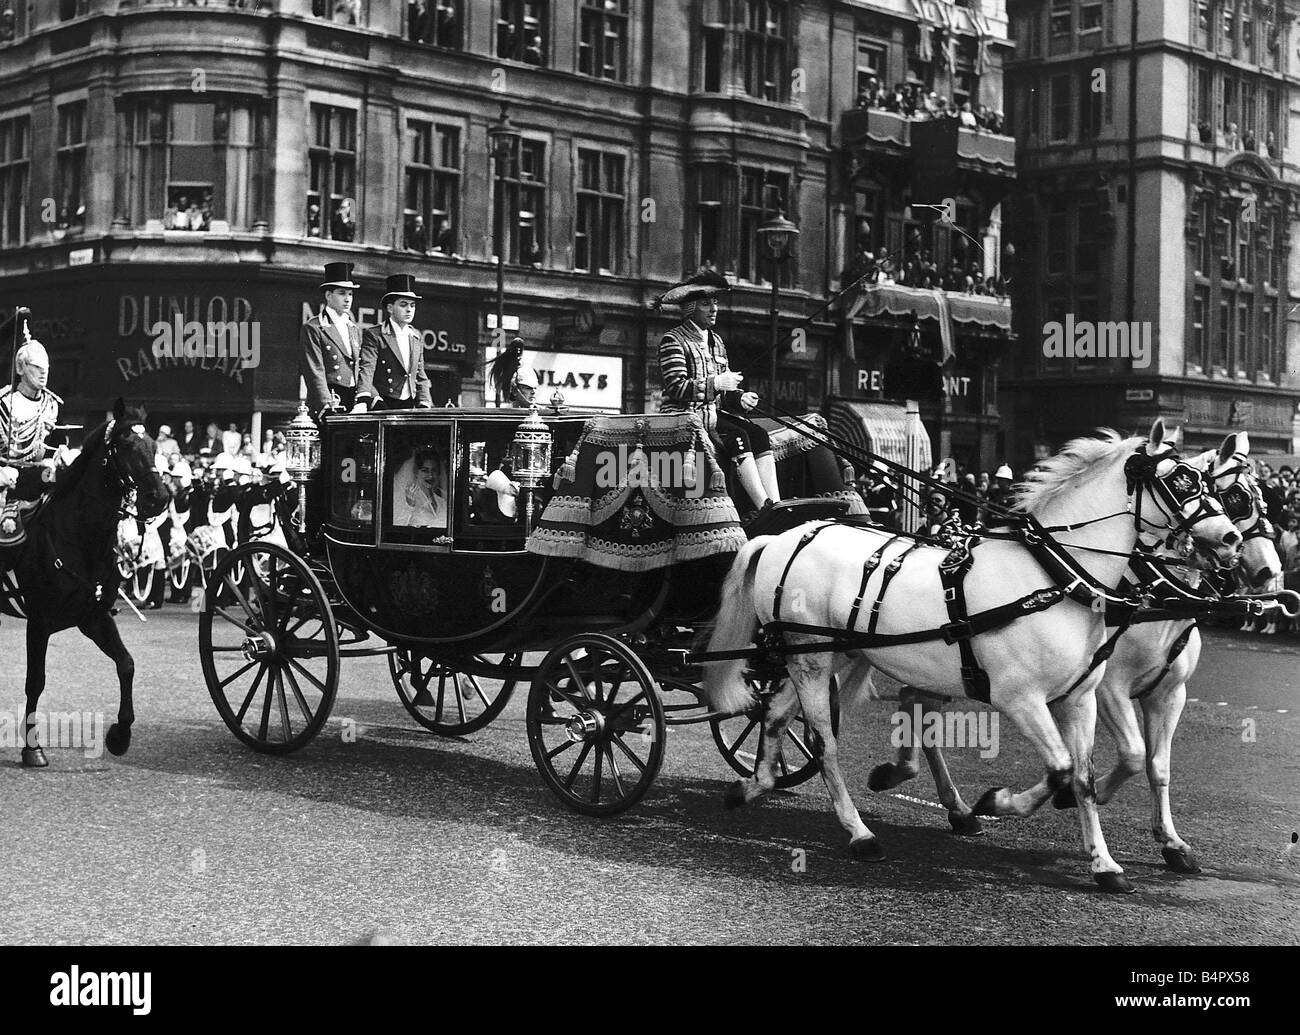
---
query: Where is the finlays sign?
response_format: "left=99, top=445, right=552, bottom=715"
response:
left=526, top=351, right=623, bottom=412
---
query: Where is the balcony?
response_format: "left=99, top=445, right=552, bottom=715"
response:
left=840, top=283, right=1013, bottom=362
left=841, top=108, right=1016, bottom=181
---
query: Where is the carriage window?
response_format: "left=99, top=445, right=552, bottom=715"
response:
left=329, top=429, right=377, bottom=529
left=382, top=425, right=454, bottom=546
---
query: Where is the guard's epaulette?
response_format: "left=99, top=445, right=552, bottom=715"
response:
left=0, top=385, right=62, bottom=405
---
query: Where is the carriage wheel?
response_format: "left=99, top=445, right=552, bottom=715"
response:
left=199, top=541, right=340, bottom=754
left=131, top=565, right=153, bottom=605
left=526, top=633, right=665, bottom=817
left=709, top=677, right=841, bottom=789
left=389, top=650, right=521, bottom=736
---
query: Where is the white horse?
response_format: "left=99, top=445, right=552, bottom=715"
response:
left=871, top=432, right=1284, bottom=876
left=702, top=420, right=1242, bottom=892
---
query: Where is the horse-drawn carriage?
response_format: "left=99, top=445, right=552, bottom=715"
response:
left=200, top=403, right=858, bottom=815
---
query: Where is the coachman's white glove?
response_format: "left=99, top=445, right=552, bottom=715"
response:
left=0, top=466, right=17, bottom=490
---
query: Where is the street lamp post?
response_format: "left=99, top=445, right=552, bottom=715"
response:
left=757, top=211, right=799, bottom=407
left=487, top=105, right=521, bottom=406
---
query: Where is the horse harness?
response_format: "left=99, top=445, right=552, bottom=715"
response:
left=740, top=450, right=1231, bottom=705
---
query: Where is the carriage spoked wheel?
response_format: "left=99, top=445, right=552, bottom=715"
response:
left=527, top=633, right=666, bottom=817
left=709, top=678, right=841, bottom=789
left=389, top=650, right=522, bottom=736
left=199, top=541, right=340, bottom=754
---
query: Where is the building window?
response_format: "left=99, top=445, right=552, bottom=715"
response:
left=579, top=0, right=629, bottom=81
left=498, top=0, right=547, bottom=66
left=1191, top=287, right=1208, bottom=371
left=1214, top=299, right=1229, bottom=371
left=1260, top=302, right=1275, bottom=377
left=1194, top=196, right=1213, bottom=276
left=856, top=38, right=886, bottom=100
left=127, top=98, right=266, bottom=232
left=1049, top=74, right=1071, bottom=141
left=696, top=163, right=727, bottom=270
left=58, top=0, right=89, bottom=19
left=307, top=103, right=357, bottom=241
left=1079, top=0, right=1103, bottom=34
left=0, top=113, right=28, bottom=247
left=55, top=101, right=86, bottom=231
left=742, top=0, right=788, bottom=102
left=1235, top=298, right=1250, bottom=376
left=1219, top=0, right=1235, bottom=55
left=1193, top=0, right=1210, bottom=49
left=409, top=1, right=463, bottom=49
left=313, top=0, right=366, bottom=26
left=574, top=149, right=625, bottom=274
left=1045, top=196, right=1069, bottom=275
left=495, top=138, right=546, bottom=266
left=404, top=120, right=459, bottom=254
left=953, top=42, right=978, bottom=111
left=738, top=168, right=790, bottom=285
left=1079, top=67, right=1102, bottom=139
left=1075, top=198, right=1099, bottom=273
left=1049, top=0, right=1072, bottom=54
left=702, top=25, right=725, bottom=92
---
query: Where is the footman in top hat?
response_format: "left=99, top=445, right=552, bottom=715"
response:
left=356, top=274, right=433, bottom=410
left=300, top=261, right=364, bottom=421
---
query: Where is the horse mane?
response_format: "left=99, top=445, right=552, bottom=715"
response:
left=51, top=419, right=110, bottom=502
left=1012, top=429, right=1144, bottom=515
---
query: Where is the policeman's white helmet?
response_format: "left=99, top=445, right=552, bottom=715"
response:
left=995, top=464, right=1013, bottom=480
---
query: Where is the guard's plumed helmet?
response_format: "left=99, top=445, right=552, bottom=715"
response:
left=15, top=339, right=48, bottom=371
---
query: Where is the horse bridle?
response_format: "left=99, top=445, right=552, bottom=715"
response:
left=1123, top=449, right=1227, bottom=544
left=1210, top=453, right=1275, bottom=544
left=102, top=419, right=157, bottom=522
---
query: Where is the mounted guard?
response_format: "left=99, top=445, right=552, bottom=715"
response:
left=0, top=308, right=67, bottom=545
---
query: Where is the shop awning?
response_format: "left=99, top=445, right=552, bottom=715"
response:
left=826, top=399, right=933, bottom=472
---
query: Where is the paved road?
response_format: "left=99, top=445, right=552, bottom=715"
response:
left=2, top=609, right=1297, bottom=945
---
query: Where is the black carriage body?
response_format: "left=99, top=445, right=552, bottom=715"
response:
left=310, top=410, right=731, bottom=653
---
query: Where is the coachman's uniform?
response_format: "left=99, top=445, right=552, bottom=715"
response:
left=658, top=319, right=772, bottom=465
left=356, top=274, right=433, bottom=410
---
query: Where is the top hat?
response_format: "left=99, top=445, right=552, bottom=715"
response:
left=380, top=274, right=422, bottom=306
left=320, top=262, right=361, bottom=290
left=652, top=269, right=730, bottom=310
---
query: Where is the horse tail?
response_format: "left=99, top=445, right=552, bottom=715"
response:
left=701, top=536, right=773, bottom=715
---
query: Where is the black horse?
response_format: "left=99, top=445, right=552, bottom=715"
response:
left=0, top=399, right=170, bottom=766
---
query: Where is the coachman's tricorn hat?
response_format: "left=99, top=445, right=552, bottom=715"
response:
left=320, top=261, right=361, bottom=290
left=381, top=274, right=422, bottom=306
left=650, top=269, right=731, bottom=310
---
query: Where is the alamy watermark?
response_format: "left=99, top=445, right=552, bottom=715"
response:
left=889, top=704, right=999, bottom=759
left=0, top=710, right=105, bottom=759
left=149, top=314, right=261, bottom=368
left=1042, top=314, right=1152, bottom=369
left=594, top=446, right=709, bottom=498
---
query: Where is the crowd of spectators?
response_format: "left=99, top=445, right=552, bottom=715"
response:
left=842, top=241, right=1011, bottom=297
left=851, top=456, right=1016, bottom=534
left=151, top=420, right=287, bottom=472
left=165, top=191, right=215, bottom=232
left=855, top=77, right=1006, bottom=134
left=1240, top=461, right=1300, bottom=634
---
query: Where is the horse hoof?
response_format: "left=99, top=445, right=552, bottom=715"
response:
left=867, top=763, right=897, bottom=792
left=21, top=746, right=48, bottom=768
left=1052, top=785, right=1078, bottom=809
left=1094, top=871, right=1136, bottom=894
left=105, top=724, right=131, bottom=757
left=1161, top=845, right=1202, bottom=874
left=972, top=787, right=1005, bottom=817
left=948, top=811, right=984, bottom=836
left=723, top=782, right=747, bottom=810
left=849, top=836, right=885, bottom=861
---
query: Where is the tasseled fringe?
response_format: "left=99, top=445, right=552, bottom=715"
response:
left=710, top=466, right=727, bottom=492
left=555, top=441, right=582, bottom=488
left=682, top=446, right=697, bottom=489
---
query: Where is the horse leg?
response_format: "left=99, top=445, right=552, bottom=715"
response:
left=22, top=622, right=51, bottom=767
left=1055, top=686, right=1132, bottom=892
left=1055, top=680, right=1145, bottom=809
left=791, top=654, right=881, bottom=860
left=919, top=721, right=983, bottom=836
left=867, top=684, right=924, bottom=791
left=973, top=691, right=1074, bottom=819
left=1141, top=681, right=1199, bottom=873
left=78, top=611, right=135, bottom=756
left=724, top=680, right=800, bottom=808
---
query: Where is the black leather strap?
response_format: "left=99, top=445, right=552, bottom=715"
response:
left=867, top=540, right=923, bottom=635
left=1133, top=622, right=1197, bottom=700
left=846, top=537, right=893, bottom=633
left=938, top=537, right=989, bottom=702
left=771, top=521, right=836, bottom=620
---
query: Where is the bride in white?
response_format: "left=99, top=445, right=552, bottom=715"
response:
left=391, top=447, right=448, bottom=527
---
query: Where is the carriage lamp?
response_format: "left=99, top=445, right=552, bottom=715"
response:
left=284, top=402, right=321, bottom=532
left=510, top=404, right=553, bottom=533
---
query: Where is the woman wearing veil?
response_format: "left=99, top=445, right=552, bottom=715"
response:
left=391, top=446, right=448, bottom=527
